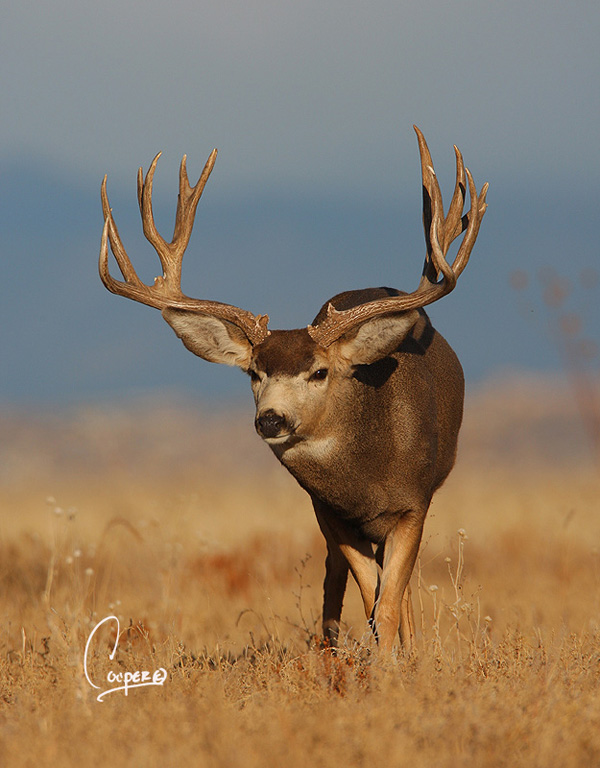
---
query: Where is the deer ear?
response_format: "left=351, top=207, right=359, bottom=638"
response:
left=336, top=310, right=420, bottom=366
left=162, top=308, right=253, bottom=369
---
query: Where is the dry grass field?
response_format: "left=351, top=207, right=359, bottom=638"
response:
left=1, top=374, right=599, bottom=767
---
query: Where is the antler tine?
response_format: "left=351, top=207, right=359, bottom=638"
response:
left=307, top=127, right=488, bottom=347
left=449, top=168, right=488, bottom=281
left=442, top=146, right=467, bottom=253
left=415, top=125, right=443, bottom=287
left=100, top=176, right=146, bottom=292
left=136, top=152, right=182, bottom=295
left=99, top=214, right=156, bottom=306
left=427, top=173, right=457, bottom=291
left=173, top=150, right=218, bottom=243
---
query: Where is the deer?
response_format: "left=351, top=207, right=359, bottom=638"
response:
left=98, top=126, right=488, bottom=653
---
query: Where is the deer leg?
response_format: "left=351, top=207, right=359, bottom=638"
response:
left=314, top=502, right=378, bottom=642
left=320, top=540, right=349, bottom=645
left=373, top=510, right=425, bottom=654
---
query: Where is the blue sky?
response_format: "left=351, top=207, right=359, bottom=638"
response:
left=0, top=1, right=598, bottom=404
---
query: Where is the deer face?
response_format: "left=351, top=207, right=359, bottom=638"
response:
left=162, top=306, right=421, bottom=456
left=249, top=329, right=333, bottom=447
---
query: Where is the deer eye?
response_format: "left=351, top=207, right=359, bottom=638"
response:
left=310, top=368, right=328, bottom=382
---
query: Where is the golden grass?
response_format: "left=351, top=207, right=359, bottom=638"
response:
left=1, top=376, right=599, bottom=767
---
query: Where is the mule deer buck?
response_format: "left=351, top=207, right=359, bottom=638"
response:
left=99, top=127, right=488, bottom=652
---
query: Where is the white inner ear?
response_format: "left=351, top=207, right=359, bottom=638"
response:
left=336, top=310, right=420, bottom=366
left=162, top=308, right=253, bottom=369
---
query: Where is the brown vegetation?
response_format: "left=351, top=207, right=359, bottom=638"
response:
left=1, top=376, right=599, bottom=766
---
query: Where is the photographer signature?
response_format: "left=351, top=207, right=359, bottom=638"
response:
left=84, top=615, right=168, bottom=702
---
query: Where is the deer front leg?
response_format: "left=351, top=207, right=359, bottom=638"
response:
left=321, top=540, right=349, bottom=645
left=314, top=501, right=378, bottom=645
left=373, top=510, right=425, bottom=654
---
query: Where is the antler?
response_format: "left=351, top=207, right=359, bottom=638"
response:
left=308, top=126, right=488, bottom=346
left=99, top=151, right=270, bottom=345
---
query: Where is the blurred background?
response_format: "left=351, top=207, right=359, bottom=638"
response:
left=0, top=0, right=598, bottom=406
left=1, top=9, right=599, bottom=731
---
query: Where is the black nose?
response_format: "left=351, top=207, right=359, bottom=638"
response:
left=256, top=409, right=288, bottom=439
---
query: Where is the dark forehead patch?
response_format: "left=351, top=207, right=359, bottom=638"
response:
left=253, top=328, right=317, bottom=376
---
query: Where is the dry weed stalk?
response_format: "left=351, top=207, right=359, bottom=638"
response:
left=418, top=529, right=491, bottom=671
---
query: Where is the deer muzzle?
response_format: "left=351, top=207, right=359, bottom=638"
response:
left=255, top=409, right=294, bottom=440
